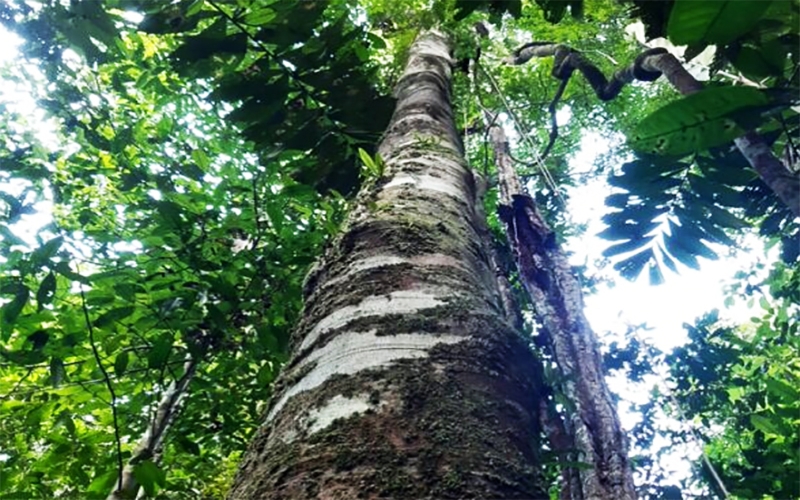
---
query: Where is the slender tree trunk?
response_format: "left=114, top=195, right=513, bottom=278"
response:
left=108, top=356, right=198, bottom=500
left=488, top=120, right=636, bottom=500
left=228, top=30, right=546, bottom=499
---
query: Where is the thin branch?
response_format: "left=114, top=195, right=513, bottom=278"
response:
left=475, top=61, right=566, bottom=207
left=540, top=77, right=569, bottom=161
left=79, top=282, right=124, bottom=491
left=1, top=367, right=35, bottom=401
left=108, top=356, right=200, bottom=500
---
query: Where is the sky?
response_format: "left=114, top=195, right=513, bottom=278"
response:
left=566, top=131, right=768, bottom=353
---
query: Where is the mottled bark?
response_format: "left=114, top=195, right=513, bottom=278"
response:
left=228, top=31, right=546, bottom=499
left=489, top=123, right=636, bottom=500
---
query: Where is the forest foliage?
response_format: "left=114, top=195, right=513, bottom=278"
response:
left=0, top=0, right=797, bottom=498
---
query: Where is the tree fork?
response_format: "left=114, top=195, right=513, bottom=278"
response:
left=228, top=30, right=547, bottom=499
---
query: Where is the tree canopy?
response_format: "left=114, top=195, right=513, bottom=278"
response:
left=0, top=0, right=797, bottom=498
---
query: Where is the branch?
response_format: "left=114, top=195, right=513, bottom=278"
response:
left=541, top=77, right=569, bottom=161
left=80, top=283, right=124, bottom=493
left=509, top=43, right=665, bottom=101
left=510, top=42, right=800, bottom=217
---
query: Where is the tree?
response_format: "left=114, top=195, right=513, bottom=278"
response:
left=0, top=0, right=797, bottom=498
left=229, top=29, right=554, bottom=498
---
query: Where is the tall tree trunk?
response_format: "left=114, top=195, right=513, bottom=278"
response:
left=227, top=30, right=547, bottom=499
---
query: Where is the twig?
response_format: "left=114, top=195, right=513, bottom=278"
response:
left=1, top=367, right=35, bottom=401
left=541, top=77, right=569, bottom=161
left=79, top=281, right=124, bottom=492
left=476, top=61, right=566, bottom=207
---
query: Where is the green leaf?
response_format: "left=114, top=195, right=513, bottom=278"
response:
left=358, top=148, right=377, bottom=172
left=156, top=115, right=174, bottom=137
left=705, top=204, right=749, bottom=230
left=1, top=284, right=30, bottom=339
left=266, top=202, right=285, bottom=234
left=687, top=173, right=718, bottom=201
left=750, top=413, right=781, bottom=436
left=660, top=249, right=679, bottom=274
left=367, top=32, right=387, bottom=49
left=670, top=222, right=719, bottom=260
left=663, top=230, right=701, bottom=270
left=31, top=236, right=64, bottom=268
left=87, top=469, right=118, bottom=494
left=601, top=206, right=668, bottom=227
left=732, top=44, right=787, bottom=79
left=36, top=272, right=57, bottom=310
left=190, top=149, right=211, bottom=170
left=49, top=357, right=65, bottom=387
left=132, top=460, right=166, bottom=497
left=176, top=435, right=201, bottom=455
left=147, top=334, right=173, bottom=370
left=597, top=221, right=660, bottom=241
left=243, top=8, right=276, bottom=25
left=765, top=378, right=799, bottom=402
left=257, top=363, right=274, bottom=386
left=0, top=224, right=25, bottom=246
left=696, top=217, right=736, bottom=247
left=667, top=0, right=773, bottom=46
left=629, top=86, right=770, bottom=156
left=114, top=351, right=129, bottom=377
left=648, top=261, right=665, bottom=286
left=613, top=248, right=653, bottom=280
left=602, top=236, right=654, bottom=258
left=94, top=306, right=136, bottom=328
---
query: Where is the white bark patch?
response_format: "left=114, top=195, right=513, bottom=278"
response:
left=383, top=174, right=466, bottom=202
left=299, top=290, right=447, bottom=353
left=416, top=37, right=452, bottom=61
left=305, top=394, right=380, bottom=436
left=267, top=329, right=465, bottom=425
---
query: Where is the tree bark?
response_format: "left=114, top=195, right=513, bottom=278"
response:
left=228, top=30, right=546, bottom=499
left=489, top=121, right=636, bottom=500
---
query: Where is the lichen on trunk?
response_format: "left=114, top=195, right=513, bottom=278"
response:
left=227, top=30, right=547, bottom=499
